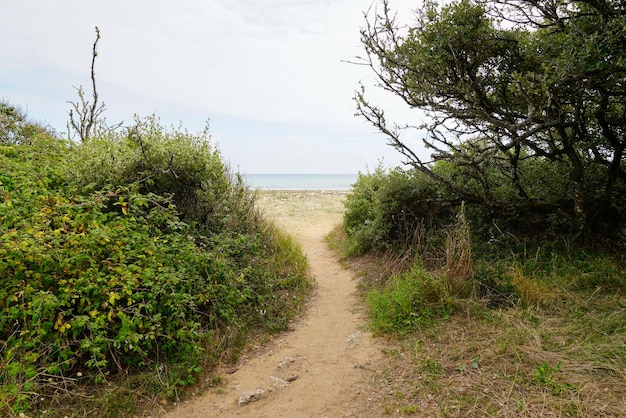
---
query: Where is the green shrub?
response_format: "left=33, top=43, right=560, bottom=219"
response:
left=367, top=264, right=454, bottom=336
left=0, top=102, right=51, bottom=145
left=67, top=115, right=258, bottom=235
left=343, top=165, right=450, bottom=256
left=0, top=114, right=311, bottom=415
left=430, top=149, right=626, bottom=240
left=1, top=144, right=205, bottom=410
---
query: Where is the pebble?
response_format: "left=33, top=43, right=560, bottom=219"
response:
left=238, top=389, right=267, bottom=406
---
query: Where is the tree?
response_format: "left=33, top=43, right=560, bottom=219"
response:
left=356, top=0, right=626, bottom=235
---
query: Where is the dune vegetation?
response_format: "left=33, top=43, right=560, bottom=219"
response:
left=0, top=103, right=312, bottom=416
left=330, top=164, right=626, bottom=416
left=329, top=0, right=626, bottom=414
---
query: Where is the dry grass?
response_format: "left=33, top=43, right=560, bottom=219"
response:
left=256, top=190, right=347, bottom=222
left=444, top=203, right=475, bottom=298
left=360, top=303, right=626, bottom=417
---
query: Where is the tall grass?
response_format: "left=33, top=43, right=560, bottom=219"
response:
left=444, top=202, right=475, bottom=298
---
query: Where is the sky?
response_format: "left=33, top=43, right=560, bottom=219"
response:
left=0, top=0, right=427, bottom=174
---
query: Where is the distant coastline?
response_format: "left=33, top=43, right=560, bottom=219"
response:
left=243, top=173, right=357, bottom=191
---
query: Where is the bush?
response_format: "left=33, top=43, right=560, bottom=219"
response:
left=1, top=142, right=201, bottom=410
left=67, top=115, right=260, bottom=236
left=0, top=113, right=311, bottom=415
left=343, top=165, right=451, bottom=256
left=0, top=102, right=50, bottom=145
left=431, top=150, right=626, bottom=240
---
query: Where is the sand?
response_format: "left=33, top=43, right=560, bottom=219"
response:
left=161, top=191, right=383, bottom=417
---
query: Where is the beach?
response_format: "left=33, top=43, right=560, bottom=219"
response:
left=256, top=190, right=348, bottom=231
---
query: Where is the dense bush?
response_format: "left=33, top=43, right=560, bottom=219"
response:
left=429, top=146, right=626, bottom=239
left=0, top=109, right=310, bottom=415
left=357, top=0, right=626, bottom=235
left=342, top=163, right=625, bottom=335
left=346, top=154, right=626, bottom=266
left=67, top=115, right=257, bottom=235
left=343, top=165, right=452, bottom=256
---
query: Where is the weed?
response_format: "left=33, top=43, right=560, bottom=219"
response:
left=367, top=265, right=454, bottom=336
left=533, top=361, right=574, bottom=394
left=400, top=404, right=419, bottom=414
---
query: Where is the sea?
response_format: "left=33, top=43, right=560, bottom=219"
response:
left=242, top=173, right=358, bottom=191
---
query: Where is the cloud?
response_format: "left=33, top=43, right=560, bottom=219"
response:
left=0, top=0, right=424, bottom=173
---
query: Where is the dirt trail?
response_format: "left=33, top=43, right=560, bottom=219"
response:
left=163, top=191, right=382, bottom=417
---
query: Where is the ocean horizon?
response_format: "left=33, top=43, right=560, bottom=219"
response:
left=243, top=173, right=358, bottom=191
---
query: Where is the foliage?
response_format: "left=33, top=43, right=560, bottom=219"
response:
left=357, top=0, right=626, bottom=237
left=0, top=109, right=310, bottom=416
left=346, top=4, right=626, bottom=409
left=339, top=223, right=626, bottom=415
left=367, top=264, right=454, bottom=336
left=343, top=164, right=451, bottom=256
left=342, top=155, right=625, bottom=305
left=533, top=361, right=574, bottom=395
left=0, top=102, right=50, bottom=145
left=68, top=115, right=256, bottom=236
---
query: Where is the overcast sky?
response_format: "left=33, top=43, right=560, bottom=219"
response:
left=0, top=0, right=426, bottom=174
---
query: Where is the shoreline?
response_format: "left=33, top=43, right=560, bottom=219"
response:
left=257, top=189, right=349, bottom=194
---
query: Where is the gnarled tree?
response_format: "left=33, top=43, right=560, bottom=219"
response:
left=357, top=0, right=626, bottom=235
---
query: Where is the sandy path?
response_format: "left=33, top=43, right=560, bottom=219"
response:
left=163, top=191, right=382, bottom=417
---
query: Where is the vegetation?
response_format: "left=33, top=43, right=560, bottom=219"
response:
left=335, top=164, right=626, bottom=416
left=332, top=0, right=626, bottom=414
left=343, top=165, right=447, bottom=257
left=0, top=104, right=311, bottom=416
left=1, top=103, right=50, bottom=146
left=367, top=263, right=455, bottom=336
left=356, top=0, right=626, bottom=237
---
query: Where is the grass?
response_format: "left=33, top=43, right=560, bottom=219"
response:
left=360, top=300, right=626, bottom=416
left=326, top=224, right=626, bottom=417
left=367, top=265, right=455, bottom=336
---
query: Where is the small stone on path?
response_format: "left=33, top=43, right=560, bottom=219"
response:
left=278, top=357, right=295, bottom=369
left=269, top=376, right=289, bottom=390
left=238, top=389, right=267, bottom=407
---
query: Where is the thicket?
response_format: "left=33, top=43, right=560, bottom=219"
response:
left=357, top=0, right=626, bottom=236
left=0, top=105, right=310, bottom=416
left=344, top=164, right=625, bottom=324
left=345, top=0, right=626, bottom=337
left=341, top=166, right=626, bottom=416
left=343, top=165, right=449, bottom=256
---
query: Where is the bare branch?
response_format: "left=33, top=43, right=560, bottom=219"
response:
left=67, top=26, right=119, bottom=141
